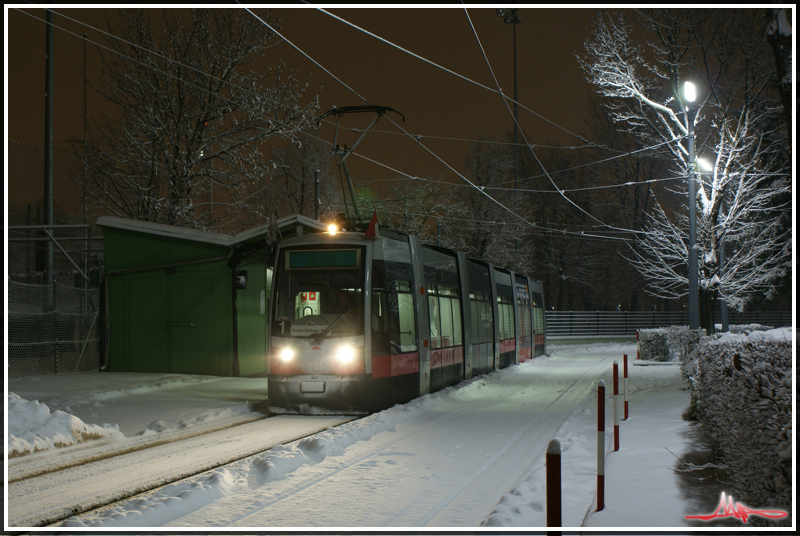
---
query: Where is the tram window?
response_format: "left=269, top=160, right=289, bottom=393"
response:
left=272, top=248, right=365, bottom=337
left=470, top=294, right=479, bottom=342
left=373, top=258, right=417, bottom=355
left=428, top=285, right=461, bottom=348
left=470, top=291, right=493, bottom=344
left=452, top=297, right=463, bottom=346
left=371, top=262, right=391, bottom=357
left=497, top=295, right=515, bottom=340
left=519, top=297, right=531, bottom=338
left=397, top=291, right=416, bottom=351
left=439, top=294, right=453, bottom=347
left=428, top=293, right=440, bottom=349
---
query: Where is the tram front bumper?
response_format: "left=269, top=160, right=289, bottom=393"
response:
left=268, top=374, right=372, bottom=414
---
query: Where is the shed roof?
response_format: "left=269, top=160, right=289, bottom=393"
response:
left=96, top=214, right=327, bottom=247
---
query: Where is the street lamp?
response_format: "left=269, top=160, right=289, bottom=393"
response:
left=683, top=81, right=699, bottom=330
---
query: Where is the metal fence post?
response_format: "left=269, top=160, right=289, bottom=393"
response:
left=546, top=438, right=562, bottom=527
left=597, top=379, right=605, bottom=511
left=613, top=361, right=619, bottom=451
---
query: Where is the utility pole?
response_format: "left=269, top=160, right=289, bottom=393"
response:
left=497, top=8, right=522, bottom=190
left=498, top=9, right=522, bottom=257
left=44, top=10, right=55, bottom=293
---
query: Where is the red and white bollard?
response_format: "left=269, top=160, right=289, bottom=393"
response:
left=546, top=438, right=562, bottom=527
left=597, top=379, right=605, bottom=511
left=623, top=353, right=629, bottom=420
left=613, top=361, right=620, bottom=452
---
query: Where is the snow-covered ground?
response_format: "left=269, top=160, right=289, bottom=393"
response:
left=4, top=341, right=789, bottom=530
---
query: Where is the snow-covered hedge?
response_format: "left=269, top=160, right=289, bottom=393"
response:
left=691, top=329, right=792, bottom=525
left=637, top=327, right=705, bottom=363
left=726, top=323, right=773, bottom=335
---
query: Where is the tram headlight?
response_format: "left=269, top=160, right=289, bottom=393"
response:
left=278, top=347, right=295, bottom=362
left=334, top=344, right=357, bottom=364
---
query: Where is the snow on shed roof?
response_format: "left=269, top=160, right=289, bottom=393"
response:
left=96, top=214, right=327, bottom=247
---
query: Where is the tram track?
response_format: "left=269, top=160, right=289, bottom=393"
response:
left=7, top=412, right=270, bottom=484
left=152, top=356, right=619, bottom=527
left=7, top=414, right=357, bottom=528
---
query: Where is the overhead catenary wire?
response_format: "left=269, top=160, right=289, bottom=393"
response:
left=26, top=7, right=647, bottom=242
left=45, top=5, right=619, bottom=165
left=333, top=127, right=618, bottom=153
left=461, top=7, right=644, bottom=236
left=31, top=6, right=661, bottom=197
left=335, top=143, right=637, bottom=241
left=239, top=7, right=606, bottom=241
left=20, top=8, right=326, bottom=128
left=251, top=8, right=641, bottom=243
left=315, top=7, right=599, bottom=148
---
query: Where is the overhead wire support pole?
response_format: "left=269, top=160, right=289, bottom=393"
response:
left=44, top=10, right=55, bottom=297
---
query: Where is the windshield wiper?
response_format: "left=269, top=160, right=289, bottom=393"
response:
left=312, top=309, right=353, bottom=344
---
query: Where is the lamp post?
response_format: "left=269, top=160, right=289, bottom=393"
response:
left=684, top=81, right=699, bottom=330
left=719, top=238, right=728, bottom=331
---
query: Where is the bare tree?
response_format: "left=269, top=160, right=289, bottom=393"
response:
left=261, top=131, right=339, bottom=224
left=579, top=95, right=674, bottom=311
left=520, top=144, right=611, bottom=311
left=579, top=9, right=791, bottom=328
left=438, top=137, right=526, bottom=271
left=378, top=177, right=447, bottom=243
left=78, top=8, right=320, bottom=230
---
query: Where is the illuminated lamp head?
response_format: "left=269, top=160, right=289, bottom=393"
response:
left=327, top=223, right=339, bottom=235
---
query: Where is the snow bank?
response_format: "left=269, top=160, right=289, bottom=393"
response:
left=89, top=374, right=210, bottom=401
left=60, top=388, right=455, bottom=527
left=7, top=393, right=124, bottom=457
left=134, top=403, right=256, bottom=437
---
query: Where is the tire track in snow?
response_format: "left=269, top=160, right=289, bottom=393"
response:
left=184, top=407, right=471, bottom=527
left=411, top=354, right=615, bottom=526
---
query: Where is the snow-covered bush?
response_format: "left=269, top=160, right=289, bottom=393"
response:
left=727, top=323, right=773, bottom=335
left=693, top=329, right=792, bottom=525
left=638, top=327, right=704, bottom=364
left=637, top=328, right=670, bottom=361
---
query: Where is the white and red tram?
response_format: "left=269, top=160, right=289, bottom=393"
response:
left=268, top=227, right=547, bottom=414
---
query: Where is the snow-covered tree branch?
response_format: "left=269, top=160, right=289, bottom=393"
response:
left=579, top=9, right=791, bottom=324
left=77, top=9, right=321, bottom=230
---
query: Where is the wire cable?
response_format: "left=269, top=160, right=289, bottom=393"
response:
left=315, top=7, right=598, bottom=147
left=462, top=6, right=645, bottom=236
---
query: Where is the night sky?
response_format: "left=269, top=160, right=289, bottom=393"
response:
left=6, top=6, right=596, bottom=203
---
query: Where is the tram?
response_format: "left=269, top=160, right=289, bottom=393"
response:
left=267, top=225, right=546, bottom=414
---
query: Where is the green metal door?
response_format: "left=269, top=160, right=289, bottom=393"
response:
left=125, top=275, right=170, bottom=372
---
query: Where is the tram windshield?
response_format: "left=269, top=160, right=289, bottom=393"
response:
left=272, top=247, right=365, bottom=338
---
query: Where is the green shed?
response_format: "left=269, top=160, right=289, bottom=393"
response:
left=98, top=214, right=326, bottom=377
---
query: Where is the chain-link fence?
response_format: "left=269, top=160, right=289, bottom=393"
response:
left=7, top=281, right=101, bottom=378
